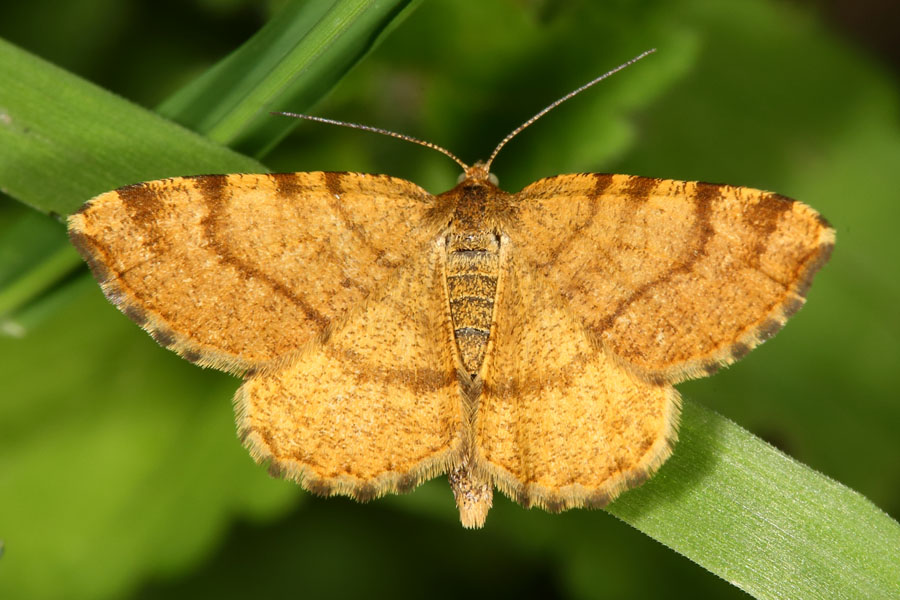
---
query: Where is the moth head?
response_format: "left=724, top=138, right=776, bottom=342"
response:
left=457, top=162, right=500, bottom=187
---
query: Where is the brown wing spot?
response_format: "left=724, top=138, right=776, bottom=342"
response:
left=731, top=341, right=752, bottom=360
left=396, top=473, right=418, bottom=494
left=118, top=182, right=170, bottom=254
left=194, top=173, right=229, bottom=203
left=197, top=175, right=330, bottom=330
left=782, top=296, right=805, bottom=319
left=271, top=172, right=305, bottom=198
left=763, top=192, right=796, bottom=206
left=337, top=276, right=369, bottom=294
left=647, top=373, right=668, bottom=386
left=354, top=483, right=379, bottom=503
left=323, top=171, right=343, bottom=198
left=305, top=478, right=334, bottom=497
left=238, top=426, right=251, bottom=444
left=122, top=304, right=149, bottom=328
left=71, top=198, right=95, bottom=217
left=118, top=182, right=165, bottom=228
left=743, top=192, right=795, bottom=268
left=758, top=318, right=784, bottom=341
left=151, top=328, right=176, bottom=348
left=257, top=428, right=277, bottom=451
left=542, top=497, right=565, bottom=513
left=592, top=172, right=615, bottom=194
left=181, top=348, right=202, bottom=364
left=621, top=175, right=662, bottom=203
left=624, top=469, right=650, bottom=488
left=513, top=488, right=532, bottom=508
left=700, top=361, right=720, bottom=376
left=585, top=489, right=614, bottom=508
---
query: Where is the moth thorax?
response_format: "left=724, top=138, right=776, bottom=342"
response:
left=445, top=231, right=501, bottom=376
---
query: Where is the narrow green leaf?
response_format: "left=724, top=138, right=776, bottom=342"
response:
left=608, top=402, right=900, bottom=598
left=0, top=207, right=68, bottom=286
left=0, top=242, right=80, bottom=320
left=0, top=203, right=83, bottom=333
left=0, top=37, right=264, bottom=217
left=158, top=0, right=420, bottom=157
left=0, top=268, right=81, bottom=338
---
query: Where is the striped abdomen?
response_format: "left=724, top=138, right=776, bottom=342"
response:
left=446, top=232, right=501, bottom=376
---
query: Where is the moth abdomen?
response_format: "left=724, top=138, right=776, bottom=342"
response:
left=446, top=232, right=501, bottom=376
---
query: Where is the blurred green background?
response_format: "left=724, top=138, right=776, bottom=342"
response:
left=1, top=0, right=898, bottom=598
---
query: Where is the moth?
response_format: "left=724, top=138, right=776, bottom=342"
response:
left=67, top=51, right=834, bottom=527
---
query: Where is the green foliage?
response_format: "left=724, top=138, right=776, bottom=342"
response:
left=158, top=0, right=421, bottom=156
left=1, top=1, right=898, bottom=599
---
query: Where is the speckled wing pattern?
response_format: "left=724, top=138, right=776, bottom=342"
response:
left=236, top=239, right=466, bottom=500
left=465, top=173, right=833, bottom=515
left=510, top=173, right=835, bottom=384
left=68, top=172, right=437, bottom=375
left=475, top=249, right=678, bottom=512
left=68, top=167, right=834, bottom=527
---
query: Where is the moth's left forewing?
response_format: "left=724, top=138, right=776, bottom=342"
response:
left=511, top=174, right=834, bottom=384
left=67, top=172, right=441, bottom=374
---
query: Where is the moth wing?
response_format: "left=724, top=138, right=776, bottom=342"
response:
left=511, top=174, right=834, bottom=383
left=68, top=172, right=439, bottom=374
left=236, top=239, right=466, bottom=500
left=475, top=249, right=679, bottom=511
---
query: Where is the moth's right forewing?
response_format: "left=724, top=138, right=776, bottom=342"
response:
left=511, top=173, right=834, bottom=384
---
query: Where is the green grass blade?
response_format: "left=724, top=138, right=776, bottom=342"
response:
left=0, top=207, right=70, bottom=287
left=608, top=401, right=900, bottom=598
left=0, top=38, right=265, bottom=217
left=158, top=0, right=420, bottom=157
left=0, top=242, right=80, bottom=320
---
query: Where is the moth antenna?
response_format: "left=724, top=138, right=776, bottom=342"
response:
left=274, top=112, right=470, bottom=172
left=482, top=48, right=657, bottom=173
